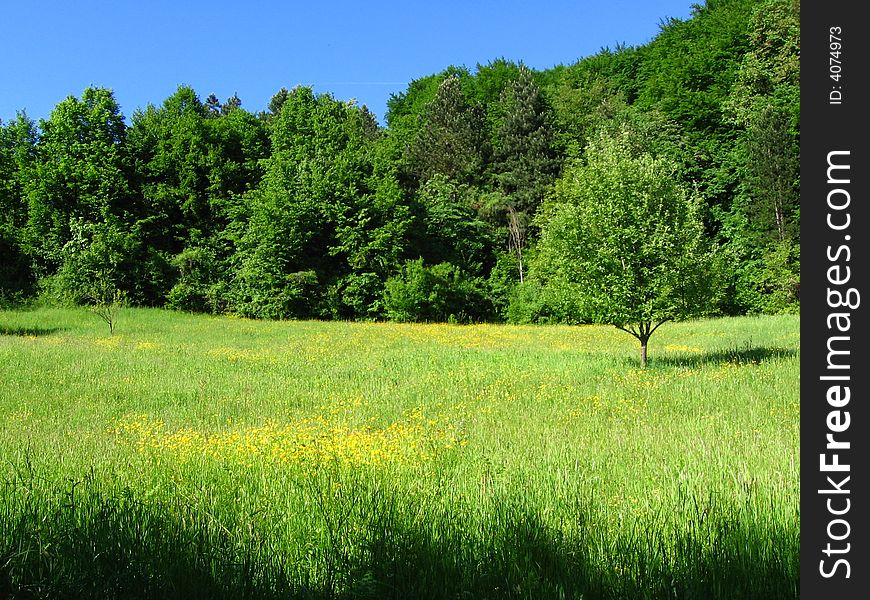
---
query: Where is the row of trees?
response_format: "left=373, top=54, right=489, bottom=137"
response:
left=0, top=0, right=799, bottom=328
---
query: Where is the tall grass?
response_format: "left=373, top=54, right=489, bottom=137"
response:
left=0, top=307, right=799, bottom=599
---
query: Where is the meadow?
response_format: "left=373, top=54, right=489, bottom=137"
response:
left=0, top=307, right=799, bottom=599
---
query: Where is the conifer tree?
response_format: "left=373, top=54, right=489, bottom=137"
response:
left=490, top=67, right=560, bottom=281
left=492, top=67, right=559, bottom=216
left=406, top=75, right=489, bottom=186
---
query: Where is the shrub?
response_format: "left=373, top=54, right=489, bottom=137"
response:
left=383, top=259, right=492, bottom=323
left=167, top=246, right=228, bottom=314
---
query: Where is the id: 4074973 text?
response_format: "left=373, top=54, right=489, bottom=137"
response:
left=829, top=26, right=843, bottom=105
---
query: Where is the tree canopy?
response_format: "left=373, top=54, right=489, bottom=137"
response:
left=0, top=0, right=799, bottom=329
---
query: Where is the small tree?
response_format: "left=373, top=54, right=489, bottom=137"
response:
left=532, top=129, right=720, bottom=367
left=51, top=218, right=131, bottom=334
left=87, top=275, right=126, bottom=335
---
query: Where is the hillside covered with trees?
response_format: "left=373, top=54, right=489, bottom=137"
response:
left=0, top=0, right=799, bottom=323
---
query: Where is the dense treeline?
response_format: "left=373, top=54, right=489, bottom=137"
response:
left=0, top=0, right=799, bottom=322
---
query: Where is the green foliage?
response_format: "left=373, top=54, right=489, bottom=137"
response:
left=468, top=59, right=524, bottom=109
left=491, top=66, right=560, bottom=218
left=484, top=250, right=524, bottom=320
left=127, top=86, right=269, bottom=305
left=634, top=0, right=755, bottom=135
left=383, top=258, right=492, bottom=323
left=404, top=75, right=490, bottom=186
left=542, top=48, right=637, bottom=156
left=630, top=0, right=758, bottom=229
left=0, top=115, right=37, bottom=301
left=24, top=88, right=132, bottom=276
left=411, top=175, right=494, bottom=276
left=724, top=0, right=799, bottom=128
left=731, top=239, right=800, bottom=315
left=229, top=177, right=325, bottom=319
left=714, top=0, right=799, bottom=313
left=31, top=218, right=131, bottom=333
left=0, top=0, right=799, bottom=320
left=756, top=239, right=800, bottom=314
left=0, top=237, right=31, bottom=306
left=596, top=106, right=692, bottom=174
left=506, top=278, right=587, bottom=325
left=742, top=102, right=799, bottom=245
left=720, top=0, right=800, bottom=249
left=531, top=129, right=721, bottom=365
left=326, top=136, right=412, bottom=319
left=44, top=218, right=136, bottom=306
left=166, top=245, right=227, bottom=313
left=229, top=88, right=339, bottom=318
left=127, top=88, right=210, bottom=263
left=504, top=279, right=543, bottom=324
left=231, top=88, right=410, bottom=320
left=385, top=66, right=472, bottom=132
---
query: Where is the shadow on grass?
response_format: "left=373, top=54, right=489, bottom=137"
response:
left=353, top=498, right=797, bottom=600
left=1, top=476, right=799, bottom=600
left=0, top=481, right=299, bottom=600
left=653, top=345, right=798, bottom=369
left=0, top=325, right=64, bottom=337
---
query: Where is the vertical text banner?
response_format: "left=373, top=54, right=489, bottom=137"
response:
left=801, top=0, right=868, bottom=597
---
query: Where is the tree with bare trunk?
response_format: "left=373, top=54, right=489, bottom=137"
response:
left=87, top=276, right=126, bottom=335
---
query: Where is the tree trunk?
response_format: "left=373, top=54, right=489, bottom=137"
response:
left=616, top=323, right=661, bottom=368
left=507, top=206, right=526, bottom=284
left=518, top=252, right=524, bottom=284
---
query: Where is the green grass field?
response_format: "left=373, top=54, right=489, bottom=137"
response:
left=0, top=307, right=799, bottom=599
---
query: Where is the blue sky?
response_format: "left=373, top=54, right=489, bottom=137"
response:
left=2, top=0, right=694, bottom=125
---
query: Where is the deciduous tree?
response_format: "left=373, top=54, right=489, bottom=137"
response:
left=0, top=115, right=37, bottom=300
left=531, top=129, right=720, bottom=367
left=24, top=88, right=132, bottom=278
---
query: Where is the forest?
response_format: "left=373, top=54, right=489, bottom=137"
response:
left=0, top=0, right=800, bottom=324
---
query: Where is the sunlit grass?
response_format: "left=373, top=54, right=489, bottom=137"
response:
left=0, top=307, right=799, bottom=599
